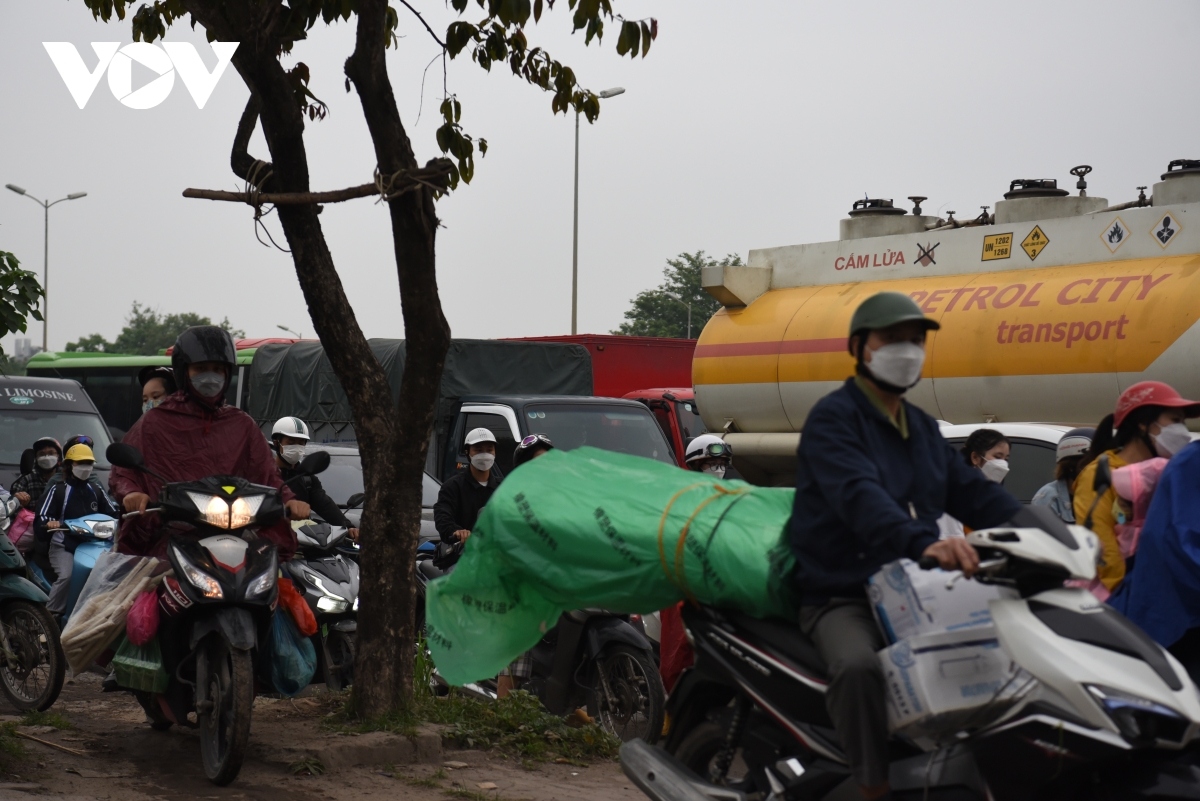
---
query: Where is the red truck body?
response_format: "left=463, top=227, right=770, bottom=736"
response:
left=506, top=335, right=695, bottom=398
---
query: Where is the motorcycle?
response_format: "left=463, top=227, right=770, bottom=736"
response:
left=417, top=547, right=664, bottom=742
left=105, top=441, right=330, bottom=786
left=620, top=496, right=1200, bottom=799
left=28, top=513, right=116, bottom=621
left=285, top=519, right=359, bottom=691
left=0, top=496, right=65, bottom=711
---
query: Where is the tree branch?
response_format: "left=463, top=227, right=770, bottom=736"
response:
left=231, top=94, right=271, bottom=188
left=183, top=184, right=377, bottom=204
left=396, top=0, right=446, bottom=48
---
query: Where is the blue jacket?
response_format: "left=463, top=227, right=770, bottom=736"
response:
left=788, top=379, right=1022, bottom=604
left=1109, top=442, right=1200, bottom=648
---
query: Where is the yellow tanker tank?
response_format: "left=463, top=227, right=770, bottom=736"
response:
left=694, top=163, right=1200, bottom=482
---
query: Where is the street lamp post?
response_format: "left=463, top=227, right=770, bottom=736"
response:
left=5, top=184, right=87, bottom=353
left=572, top=86, right=625, bottom=335
left=277, top=324, right=303, bottom=339
left=664, top=292, right=692, bottom=339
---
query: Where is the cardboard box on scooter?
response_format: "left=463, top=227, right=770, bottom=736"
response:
left=879, top=628, right=1030, bottom=736
left=867, top=559, right=1009, bottom=644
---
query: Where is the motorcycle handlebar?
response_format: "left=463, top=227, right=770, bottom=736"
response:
left=918, top=556, right=939, bottom=570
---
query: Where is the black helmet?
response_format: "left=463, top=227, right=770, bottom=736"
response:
left=513, top=434, right=553, bottom=468
left=171, top=326, right=237, bottom=395
left=138, top=364, right=177, bottom=394
left=32, top=436, right=62, bottom=460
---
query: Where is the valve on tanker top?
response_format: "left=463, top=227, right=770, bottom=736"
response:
left=908, top=196, right=927, bottom=216
left=1071, top=165, right=1092, bottom=197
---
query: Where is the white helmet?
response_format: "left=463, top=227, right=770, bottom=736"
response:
left=271, top=416, right=311, bottom=441
left=465, top=427, right=497, bottom=446
left=685, top=434, right=732, bottom=465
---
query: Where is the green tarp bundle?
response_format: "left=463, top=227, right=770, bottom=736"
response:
left=425, top=447, right=797, bottom=686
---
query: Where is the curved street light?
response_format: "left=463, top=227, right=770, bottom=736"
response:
left=571, top=87, right=626, bottom=335
left=5, top=184, right=88, bottom=353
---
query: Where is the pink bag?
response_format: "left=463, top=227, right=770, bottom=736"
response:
left=6, top=508, right=34, bottom=553
left=126, top=590, right=161, bottom=646
left=1112, top=457, right=1169, bottom=560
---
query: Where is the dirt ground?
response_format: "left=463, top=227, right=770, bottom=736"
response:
left=0, top=673, right=640, bottom=801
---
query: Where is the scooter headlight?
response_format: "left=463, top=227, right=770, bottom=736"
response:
left=172, top=545, right=223, bottom=600
left=306, top=572, right=350, bottom=613
left=246, top=561, right=278, bottom=600
left=186, top=492, right=265, bottom=529
left=317, top=596, right=350, bottom=614
left=1086, top=685, right=1189, bottom=745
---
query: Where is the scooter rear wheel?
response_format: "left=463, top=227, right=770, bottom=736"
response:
left=0, top=601, right=65, bottom=711
left=198, top=636, right=253, bottom=786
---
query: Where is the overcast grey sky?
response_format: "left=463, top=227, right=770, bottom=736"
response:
left=1, top=1, right=1198, bottom=353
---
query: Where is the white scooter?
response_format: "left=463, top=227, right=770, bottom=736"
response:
left=621, top=465, right=1200, bottom=800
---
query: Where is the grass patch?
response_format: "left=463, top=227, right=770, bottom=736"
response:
left=443, top=789, right=492, bottom=801
left=20, top=710, right=71, bottom=730
left=325, top=634, right=620, bottom=763
left=429, top=691, right=619, bottom=763
left=406, top=775, right=443, bottom=788
left=288, top=756, right=326, bottom=776
left=0, top=723, right=26, bottom=775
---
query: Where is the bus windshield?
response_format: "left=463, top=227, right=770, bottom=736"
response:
left=0, top=411, right=114, bottom=468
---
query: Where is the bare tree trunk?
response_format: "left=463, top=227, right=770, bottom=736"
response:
left=185, top=0, right=446, bottom=714
left=342, top=0, right=452, bottom=713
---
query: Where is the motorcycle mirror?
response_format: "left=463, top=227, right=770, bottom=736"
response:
left=296, top=450, right=330, bottom=476
left=106, top=442, right=146, bottom=470
left=1092, top=453, right=1112, bottom=495
left=346, top=492, right=365, bottom=509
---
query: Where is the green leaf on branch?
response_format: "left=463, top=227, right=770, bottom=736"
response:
left=0, top=251, right=44, bottom=358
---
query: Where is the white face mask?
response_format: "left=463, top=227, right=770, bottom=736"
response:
left=981, top=458, right=1010, bottom=483
left=865, top=342, right=926, bottom=389
left=1153, top=422, right=1192, bottom=458
left=72, top=464, right=94, bottom=481
left=190, top=371, right=225, bottom=399
left=702, top=465, right=727, bottom=479
left=470, top=452, right=495, bottom=472
left=280, top=444, right=306, bottom=465
left=36, top=455, right=59, bottom=471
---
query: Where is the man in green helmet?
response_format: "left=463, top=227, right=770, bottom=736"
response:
left=787, top=291, right=1021, bottom=800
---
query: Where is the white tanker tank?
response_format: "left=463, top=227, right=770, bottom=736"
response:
left=694, top=161, right=1200, bottom=484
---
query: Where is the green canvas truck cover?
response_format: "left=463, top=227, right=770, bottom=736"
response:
left=246, top=339, right=593, bottom=443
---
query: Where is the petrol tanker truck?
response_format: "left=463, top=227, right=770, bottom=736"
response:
left=694, top=160, right=1200, bottom=486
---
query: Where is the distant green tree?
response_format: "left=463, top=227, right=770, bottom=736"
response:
left=65, top=302, right=246, bottom=355
left=614, top=251, right=739, bottom=339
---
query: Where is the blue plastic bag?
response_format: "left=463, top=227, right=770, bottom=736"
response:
left=265, top=609, right=316, bottom=697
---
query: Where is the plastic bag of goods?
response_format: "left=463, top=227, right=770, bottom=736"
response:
left=126, top=590, right=160, bottom=646
left=278, top=576, right=318, bottom=637
left=60, top=553, right=167, bottom=675
left=112, top=635, right=169, bottom=694
left=425, top=446, right=797, bottom=686
left=263, top=610, right=317, bottom=697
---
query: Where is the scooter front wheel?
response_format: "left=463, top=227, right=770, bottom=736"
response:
left=0, top=601, right=65, bottom=711
left=198, top=636, right=253, bottom=786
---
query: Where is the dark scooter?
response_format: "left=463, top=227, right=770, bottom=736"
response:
left=285, top=518, right=359, bottom=691
left=417, top=550, right=665, bottom=743
left=0, top=496, right=65, bottom=711
left=107, top=442, right=331, bottom=786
